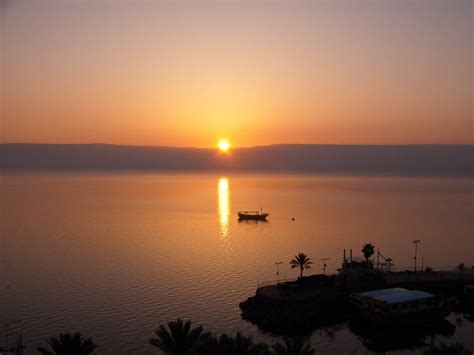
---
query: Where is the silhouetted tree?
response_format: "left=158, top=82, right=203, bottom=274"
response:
left=361, top=244, right=375, bottom=264
left=290, top=253, right=313, bottom=278
left=37, top=333, right=96, bottom=355
left=272, top=337, right=315, bottom=355
left=149, top=318, right=203, bottom=355
left=220, top=332, right=269, bottom=355
left=196, top=332, right=221, bottom=355
left=457, top=263, right=466, bottom=280
left=197, top=332, right=269, bottom=355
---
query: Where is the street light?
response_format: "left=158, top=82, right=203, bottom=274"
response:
left=413, top=240, right=421, bottom=273
left=275, top=261, right=283, bottom=284
left=321, top=258, right=329, bottom=274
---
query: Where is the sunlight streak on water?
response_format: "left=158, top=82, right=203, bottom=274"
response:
left=218, top=177, right=230, bottom=239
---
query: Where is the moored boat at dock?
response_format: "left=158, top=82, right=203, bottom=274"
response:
left=349, top=288, right=450, bottom=327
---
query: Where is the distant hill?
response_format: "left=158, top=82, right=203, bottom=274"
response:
left=1, top=143, right=472, bottom=176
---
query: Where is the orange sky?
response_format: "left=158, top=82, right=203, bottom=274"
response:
left=1, top=0, right=472, bottom=147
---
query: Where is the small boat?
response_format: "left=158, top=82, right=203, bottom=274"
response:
left=238, top=210, right=269, bottom=221
left=349, top=288, right=450, bottom=327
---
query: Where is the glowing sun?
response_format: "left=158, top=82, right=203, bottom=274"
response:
left=218, top=139, right=230, bottom=152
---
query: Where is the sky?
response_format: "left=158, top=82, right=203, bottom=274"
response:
left=1, top=0, right=472, bottom=147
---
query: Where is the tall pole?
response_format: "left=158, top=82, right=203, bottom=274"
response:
left=349, top=249, right=353, bottom=272
left=413, top=240, right=421, bottom=273
left=275, top=261, right=283, bottom=284
left=321, top=258, right=329, bottom=274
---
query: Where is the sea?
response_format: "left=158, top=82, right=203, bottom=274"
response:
left=1, top=171, right=473, bottom=354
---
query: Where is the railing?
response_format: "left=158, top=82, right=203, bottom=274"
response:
left=385, top=269, right=474, bottom=284
left=257, top=278, right=298, bottom=288
left=387, top=265, right=474, bottom=273
left=256, top=265, right=474, bottom=289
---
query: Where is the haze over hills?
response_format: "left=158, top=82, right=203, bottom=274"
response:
left=1, top=143, right=472, bottom=176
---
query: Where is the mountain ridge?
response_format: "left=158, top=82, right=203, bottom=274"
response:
left=1, top=143, right=472, bottom=175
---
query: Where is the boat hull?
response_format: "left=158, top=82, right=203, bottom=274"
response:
left=238, top=213, right=269, bottom=220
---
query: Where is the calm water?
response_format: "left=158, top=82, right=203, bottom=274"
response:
left=1, top=172, right=473, bottom=354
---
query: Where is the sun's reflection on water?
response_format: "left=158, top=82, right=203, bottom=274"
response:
left=218, top=177, right=230, bottom=239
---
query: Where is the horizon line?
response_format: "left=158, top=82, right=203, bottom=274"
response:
left=1, top=142, right=473, bottom=150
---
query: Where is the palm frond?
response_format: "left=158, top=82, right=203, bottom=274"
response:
left=37, top=333, right=96, bottom=355
left=273, top=337, right=315, bottom=355
left=149, top=318, right=203, bottom=355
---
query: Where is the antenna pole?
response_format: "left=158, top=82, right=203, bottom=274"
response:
left=413, top=240, right=421, bottom=273
left=275, top=261, right=283, bottom=284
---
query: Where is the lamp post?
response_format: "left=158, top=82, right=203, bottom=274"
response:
left=321, top=258, right=329, bottom=274
left=413, top=240, right=421, bottom=273
left=275, top=261, right=283, bottom=284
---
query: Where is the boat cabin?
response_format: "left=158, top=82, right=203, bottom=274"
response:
left=238, top=211, right=264, bottom=215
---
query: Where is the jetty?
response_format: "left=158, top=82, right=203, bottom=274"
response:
left=240, top=256, right=474, bottom=334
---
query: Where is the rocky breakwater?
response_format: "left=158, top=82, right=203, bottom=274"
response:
left=239, top=277, right=354, bottom=334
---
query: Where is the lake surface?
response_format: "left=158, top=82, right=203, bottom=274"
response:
left=1, top=172, right=473, bottom=354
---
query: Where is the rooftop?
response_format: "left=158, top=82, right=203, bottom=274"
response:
left=358, top=288, right=434, bottom=304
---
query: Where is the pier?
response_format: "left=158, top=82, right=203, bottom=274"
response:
left=240, top=267, right=474, bottom=334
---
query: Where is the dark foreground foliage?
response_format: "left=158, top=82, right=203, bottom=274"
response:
left=149, top=318, right=203, bottom=355
left=36, top=319, right=473, bottom=355
left=37, top=333, right=97, bottom=355
left=148, top=319, right=315, bottom=355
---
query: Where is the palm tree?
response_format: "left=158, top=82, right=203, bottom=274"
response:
left=290, top=253, right=313, bottom=278
left=37, top=333, right=97, bottom=355
left=196, top=332, right=221, bottom=355
left=149, top=318, right=203, bottom=355
left=361, top=243, right=375, bottom=265
left=457, top=263, right=466, bottom=280
left=272, top=337, right=315, bottom=355
left=217, top=332, right=269, bottom=355
left=198, top=332, right=269, bottom=355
